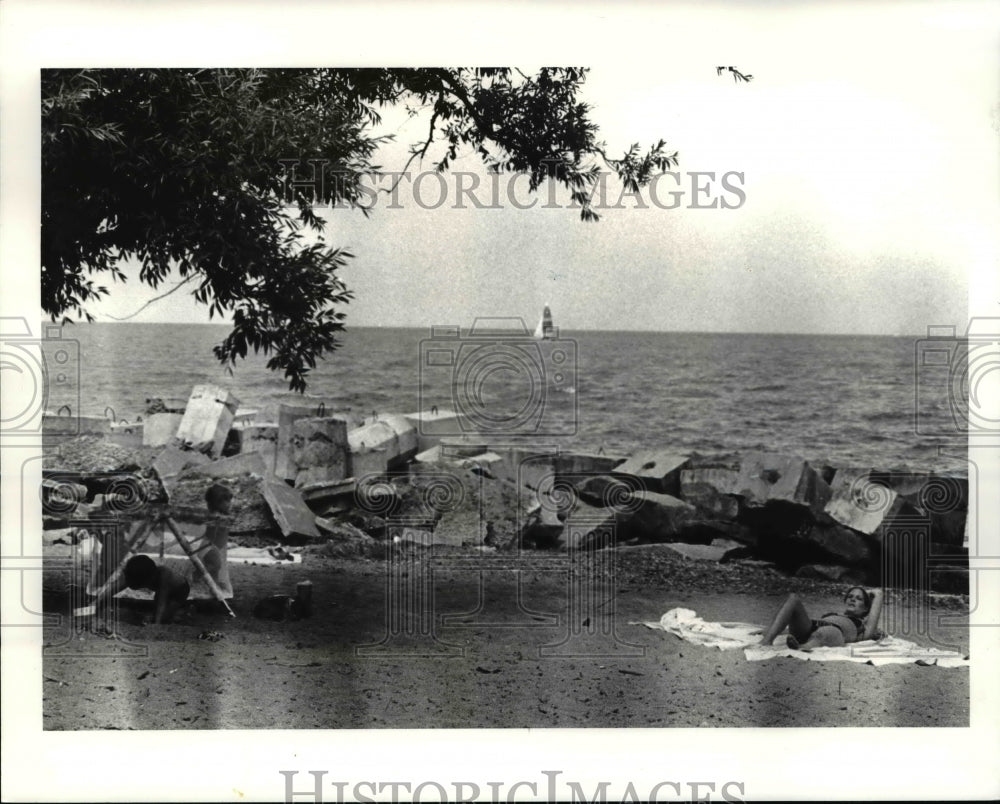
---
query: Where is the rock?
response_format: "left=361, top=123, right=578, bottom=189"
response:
left=143, top=413, right=184, bottom=447
left=292, top=416, right=350, bottom=487
left=174, top=385, right=239, bottom=457
left=823, top=468, right=898, bottom=535
left=261, top=476, right=320, bottom=544
left=679, top=468, right=740, bottom=519
left=733, top=452, right=831, bottom=513
left=613, top=450, right=689, bottom=495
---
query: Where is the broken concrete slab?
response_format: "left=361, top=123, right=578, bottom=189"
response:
left=299, top=477, right=357, bottom=509
left=733, top=452, right=831, bottom=512
left=292, top=416, right=350, bottom=488
left=107, top=420, right=144, bottom=448
left=178, top=451, right=268, bottom=480
left=801, top=522, right=874, bottom=566
left=152, top=445, right=212, bottom=483
left=262, top=475, right=320, bottom=544
left=143, top=412, right=184, bottom=446
left=629, top=490, right=698, bottom=543
left=174, top=384, right=240, bottom=457
left=679, top=468, right=740, bottom=519
left=824, top=468, right=898, bottom=535
left=404, top=408, right=467, bottom=452
left=613, top=450, right=690, bottom=495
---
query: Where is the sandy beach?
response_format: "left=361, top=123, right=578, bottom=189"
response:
left=41, top=547, right=969, bottom=730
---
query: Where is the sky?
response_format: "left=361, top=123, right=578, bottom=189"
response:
left=28, top=4, right=999, bottom=336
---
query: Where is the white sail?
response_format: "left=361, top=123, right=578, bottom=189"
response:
left=534, top=303, right=554, bottom=339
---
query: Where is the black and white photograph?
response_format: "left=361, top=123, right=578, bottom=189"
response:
left=2, top=1, right=999, bottom=801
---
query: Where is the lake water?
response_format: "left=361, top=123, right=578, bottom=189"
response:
left=43, top=323, right=967, bottom=473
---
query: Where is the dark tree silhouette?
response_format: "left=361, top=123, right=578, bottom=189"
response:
left=42, top=68, right=677, bottom=390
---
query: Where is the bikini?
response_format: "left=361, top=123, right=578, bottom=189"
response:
left=810, top=612, right=866, bottom=642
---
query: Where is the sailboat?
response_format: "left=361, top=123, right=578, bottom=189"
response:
left=533, top=303, right=555, bottom=340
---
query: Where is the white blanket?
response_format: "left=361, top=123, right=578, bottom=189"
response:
left=636, top=608, right=970, bottom=667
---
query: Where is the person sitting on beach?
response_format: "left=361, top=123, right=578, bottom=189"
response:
left=758, top=586, right=885, bottom=651
left=123, top=554, right=191, bottom=625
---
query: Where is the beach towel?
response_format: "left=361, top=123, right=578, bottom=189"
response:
left=636, top=608, right=970, bottom=667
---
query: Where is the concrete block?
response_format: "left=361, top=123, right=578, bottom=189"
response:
left=802, top=522, right=874, bottom=565
left=679, top=468, right=740, bottom=519
left=238, top=424, right=279, bottom=472
left=175, top=384, right=240, bottom=457
left=559, top=500, right=619, bottom=551
left=414, top=445, right=445, bottom=464
left=404, top=408, right=467, bottom=452
left=630, top=490, right=698, bottom=542
left=734, top=452, right=830, bottom=511
left=438, top=434, right=490, bottom=460
left=553, top=451, right=627, bottom=478
left=824, top=468, right=899, bottom=535
left=262, top=476, right=320, bottom=543
left=43, top=414, right=111, bottom=435
left=613, top=450, right=690, bottom=495
left=573, top=474, right=635, bottom=508
left=143, top=413, right=184, bottom=446
left=233, top=407, right=260, bottom=425
left=292, top=416, right=350, bottom=488
left=348, top=416, right=419, bottom=478
left=275, top=404, right=323, bottom=481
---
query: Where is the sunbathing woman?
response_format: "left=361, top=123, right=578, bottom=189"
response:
left=759, top=586, right=885, bottom=651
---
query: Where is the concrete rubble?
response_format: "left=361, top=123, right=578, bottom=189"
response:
left=41, top=385, right=971, bottom=594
